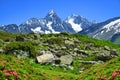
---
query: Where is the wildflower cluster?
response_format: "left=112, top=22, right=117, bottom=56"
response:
left=3, top=69, right=18, bottom=78
left=0, top=61, right=19, bottom=79
left=111, top=70, right=120, bottom=79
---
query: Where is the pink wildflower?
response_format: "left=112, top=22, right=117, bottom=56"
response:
left=12, top=71, right=18, bottom=78
left=5, top=73, right=10, bottom=77
left=103, top=75, right=107, bottom=80
left=3, top=70, right=9, bottom=73
left=1, top=61, right=6, bottom=66
left=111, top=72, right=118, bottom=79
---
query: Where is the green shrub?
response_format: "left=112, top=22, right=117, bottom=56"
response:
left=46, top=37, right=64, bottom=45
left=4, top=42, right=36, bottom=57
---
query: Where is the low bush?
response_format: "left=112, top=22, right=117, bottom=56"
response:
left=4, top=42, right=36, bottom=57
left=46, top=37, right=64, bottom=45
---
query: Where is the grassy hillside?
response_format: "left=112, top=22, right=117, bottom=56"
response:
left=0, top=31, right=120, bottom=80
left=79, top=57, right=120, bottom=80
left=0, top=54, right=79, bottom=80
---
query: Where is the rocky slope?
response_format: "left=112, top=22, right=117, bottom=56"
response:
left=0, top=31, right=120, bottom=79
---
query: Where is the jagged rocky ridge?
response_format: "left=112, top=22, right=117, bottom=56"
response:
left=0, top=10, right=91, bottom=34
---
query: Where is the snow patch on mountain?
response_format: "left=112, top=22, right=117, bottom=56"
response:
left=26, top=21, right=31, bottom=25
left=102, top=19, right=120, bottom=33
left=31, top=27, right=44, bottom=33
left=67, top=18, right=82, bottom=32
left=47, top=10, right=56, bottom=17
left=46, top=21, right=60, bottom=33
left=45, top=30, right=51, bottom=34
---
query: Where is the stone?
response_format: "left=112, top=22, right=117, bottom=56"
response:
left=61, top=46, right=67, bottom=50
left=67, top=66, right=74, bottom=70
left=65, top=40, right=74, bottom=45
left=110, top=49, right=118, bottom=56
left=0, top=47, right=3, bottom=53
left=79, top=60, right=97, bottom=64
left=77, top=50, right=88, bottom=56
left=71, top=52, right=77, bottom=56
left=74, top=48, right=79, bottom=51
left=104, top=46, right=110, bottom=51
left=96, top=53, right=112, bottom=62
left=37, top=50, right=52, bottom=56
left=14, top=50, right=30, bottom=59
left=92, top=51, right=99, bottom=54
left=85, top=43, right=94, bottom=50
left=55, top=50, right=66, bottom=57
left=60, top=55, right=73, bottom=65
left=36, top=53, right=54, bottom=64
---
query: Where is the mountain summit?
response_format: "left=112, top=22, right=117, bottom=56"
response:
left=65, top=14, right=91, bottom=32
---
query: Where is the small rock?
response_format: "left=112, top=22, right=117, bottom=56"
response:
left=110, top=49, right=118, bottom=56
left=104, top=46, right=110, bottom=51
left=85, top=43, right=94, bottom=50
left=96, top=53, right=112, bottom=62
left=0, top=47, right=3, bottom=53
left=67, top=66, right=74, bottom=70
left=74, top=48, right=79, bottom=51
left=79, top=60, right=97, bottom=64
left=61, top=46, right=67, bottom=50
left=92, top=51, right=99, bottom=54
left=60, top=55, right=73, bottom=65
left=15, top=50, right=30, bottom=59
left=77, top=50, right=88, bottom=56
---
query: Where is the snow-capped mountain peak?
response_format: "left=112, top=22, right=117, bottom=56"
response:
left=48, top=10, right=55, bottom=16
left=46, top=10, right=57, bottom=18
left=65, top=14, right=91, bottom=32
left=80, top=17, right=120, bottom=41
left=66, top=17, right=82, bottom=32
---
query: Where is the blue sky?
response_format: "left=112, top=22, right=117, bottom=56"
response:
left=0, top=0, right=120, bottom=25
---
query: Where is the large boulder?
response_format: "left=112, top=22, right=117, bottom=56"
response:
left=36, top=53, right=54, bottom=64
left=96, top=53, right=112, bottom=62
left=60, top=55, right=73, bottom=65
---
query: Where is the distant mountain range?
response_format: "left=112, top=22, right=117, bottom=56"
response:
left=0, top=10, right=91, bottom=34
left=0, top=10, right=120, bottom=44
